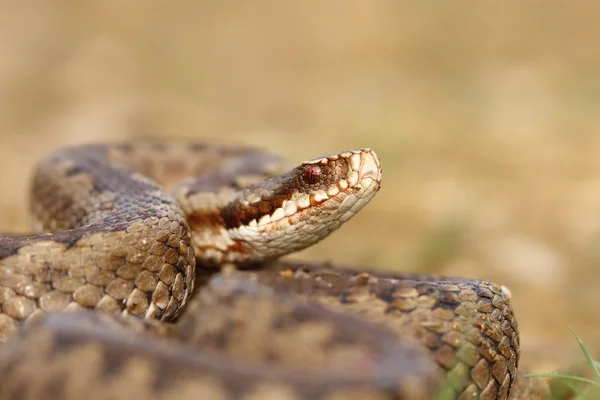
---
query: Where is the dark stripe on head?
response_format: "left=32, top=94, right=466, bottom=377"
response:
left=219, top=193, right=289, bottom=229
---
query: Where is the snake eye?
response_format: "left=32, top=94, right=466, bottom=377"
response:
left=302, top=164, right=322, bottom=184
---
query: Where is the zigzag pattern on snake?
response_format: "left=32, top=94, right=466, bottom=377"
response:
left=0, top=142, right=549, bottom=399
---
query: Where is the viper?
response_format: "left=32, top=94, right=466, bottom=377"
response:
left=0, top=142, right=548, bottom=399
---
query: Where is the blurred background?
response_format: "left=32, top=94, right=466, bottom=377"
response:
left=1, top=1, right=599, bottom=373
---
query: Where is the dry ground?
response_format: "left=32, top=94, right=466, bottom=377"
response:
left=1, top=1, right=600, bottom=373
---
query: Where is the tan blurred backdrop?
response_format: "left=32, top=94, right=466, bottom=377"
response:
left=1, top=1, right=600, bottom=371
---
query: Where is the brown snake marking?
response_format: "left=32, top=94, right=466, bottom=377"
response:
left=0, top=142, right=550, bottom=399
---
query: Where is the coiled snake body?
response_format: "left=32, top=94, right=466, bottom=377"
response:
left=0, top=143, right=547, bottom=399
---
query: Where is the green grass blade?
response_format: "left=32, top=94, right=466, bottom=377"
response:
left=569, top=326, right=600, bottom=381
left=526, top=373, right=600, bottom=387
left=561, top=379, right=584, bottom=397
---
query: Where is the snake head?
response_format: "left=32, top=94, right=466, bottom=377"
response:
left=193, top=148, right=382, bottom=268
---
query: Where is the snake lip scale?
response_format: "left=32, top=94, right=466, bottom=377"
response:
left=0, top=142, right=545, bottom=400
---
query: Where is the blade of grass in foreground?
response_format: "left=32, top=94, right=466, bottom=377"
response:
left=569, top=326, right=600, bottom=381
left=526, top=328, right=600, bottom=399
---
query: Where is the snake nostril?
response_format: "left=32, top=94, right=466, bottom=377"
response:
left=302, top=165, right=322, bottom=184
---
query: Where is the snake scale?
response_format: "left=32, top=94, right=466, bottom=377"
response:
left=0, top=142, right=550, bottom=400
